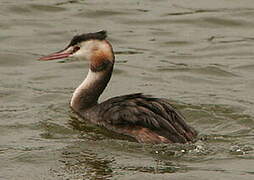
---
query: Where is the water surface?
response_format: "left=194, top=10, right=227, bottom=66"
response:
left=0, top=0, right=254, bottom=179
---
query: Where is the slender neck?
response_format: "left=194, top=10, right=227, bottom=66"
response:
left=70, top=63, right=113, bottom=112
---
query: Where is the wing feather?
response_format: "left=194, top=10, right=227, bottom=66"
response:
left=98, top=93, right=197, bottom=143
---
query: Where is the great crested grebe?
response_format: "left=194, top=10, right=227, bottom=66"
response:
left=39, top=30, right=197, bottom=144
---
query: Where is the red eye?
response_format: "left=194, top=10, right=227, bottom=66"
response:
left=73, top=46, right=80, bottom=53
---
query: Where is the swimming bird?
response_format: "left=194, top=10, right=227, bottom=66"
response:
left=39, top=30, right=197, bottom=144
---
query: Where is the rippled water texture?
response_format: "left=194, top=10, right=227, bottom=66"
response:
left=0, top=0, right=254, bottom=179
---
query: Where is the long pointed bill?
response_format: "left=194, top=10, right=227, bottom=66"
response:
left=39, top=49, right=72, bottom=61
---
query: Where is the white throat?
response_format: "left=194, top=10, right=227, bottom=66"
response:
left=70, top=69, right=102, bottom=109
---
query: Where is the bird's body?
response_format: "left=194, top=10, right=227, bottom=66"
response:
left=39, top=31, right=197, bottom=144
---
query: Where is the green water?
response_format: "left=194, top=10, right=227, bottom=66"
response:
left=0, top=0, right=254, bottom=179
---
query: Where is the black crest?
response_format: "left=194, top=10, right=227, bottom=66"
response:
left=67, top=30, right=107, bottom=47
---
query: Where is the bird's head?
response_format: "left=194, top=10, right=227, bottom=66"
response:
left=39, top=30, right=114, bottom=64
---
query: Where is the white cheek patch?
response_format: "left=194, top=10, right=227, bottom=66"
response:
left=71, top=40, right=101, bottom=60
left=73, top=46, right=92, bottom=60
